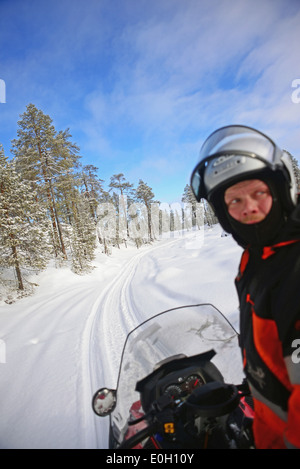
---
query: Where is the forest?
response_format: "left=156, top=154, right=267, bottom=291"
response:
left=1, top=104, right=299, bottom=301
left=0, top=104, right=212, bottom=300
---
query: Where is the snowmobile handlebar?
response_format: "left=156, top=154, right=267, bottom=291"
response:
left=118, top=381, right=246, bottom=449
left=118, top=422, right=159, bottom=449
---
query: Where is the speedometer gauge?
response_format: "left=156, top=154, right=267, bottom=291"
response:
left=163, top=384, right=182, bottom=399
left=184, top=375, right=205, bottom=393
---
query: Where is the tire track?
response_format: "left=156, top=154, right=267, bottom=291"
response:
left=81, top=234, right=198, bottom=448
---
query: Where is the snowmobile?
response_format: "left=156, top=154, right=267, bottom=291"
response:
left=92, top=304, right=254, bottom=449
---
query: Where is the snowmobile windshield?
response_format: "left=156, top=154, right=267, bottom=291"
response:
left=109, top=304, right=244, bottom=446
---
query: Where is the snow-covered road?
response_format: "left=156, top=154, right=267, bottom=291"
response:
left=0, top=226, right=243, bottom=448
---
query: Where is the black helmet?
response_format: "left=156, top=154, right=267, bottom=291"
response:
left=190, top=125, right=298, bottom=245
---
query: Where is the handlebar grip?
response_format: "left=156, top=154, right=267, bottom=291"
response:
left=118, top=423, right=158, bottom=449
left=185, top=381, right=240, bottom=418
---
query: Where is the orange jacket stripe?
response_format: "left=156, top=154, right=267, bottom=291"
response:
left=252, top=311, right=293, bottom=392
left=252, top=398, right=286, bottom=449
left=236, top=248, right=250, bottom=280
left=261, top=240, right=300, bottom=260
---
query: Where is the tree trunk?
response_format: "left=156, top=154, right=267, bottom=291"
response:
left=0, top=181, right=24, bottom=289
left=83, top=176, right=96, bottom=221
left=48, top=175, right=67, bottom=259
left=35, top=128, right=67, bottom=259
left=11, top=245, right=24, bottom=290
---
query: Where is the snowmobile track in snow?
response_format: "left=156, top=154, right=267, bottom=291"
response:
left=80, top=236, right=189, bottom=448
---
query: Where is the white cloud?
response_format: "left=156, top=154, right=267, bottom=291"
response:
left=82, top=1, right=300, bottom=139
left=1, top=0, right=300, bottom=200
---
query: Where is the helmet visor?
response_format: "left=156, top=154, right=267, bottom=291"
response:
left=191, top=126, right=278, bottom=201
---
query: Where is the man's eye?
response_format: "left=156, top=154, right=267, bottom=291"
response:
left=256, top=190, right=268, bottom=197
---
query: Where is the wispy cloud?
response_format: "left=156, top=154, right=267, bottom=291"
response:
left=1, top=0, right=300, bottom=201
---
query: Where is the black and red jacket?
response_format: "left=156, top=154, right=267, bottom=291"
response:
left=235, top=204, right=300, bottom=449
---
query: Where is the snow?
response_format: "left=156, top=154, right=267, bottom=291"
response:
left=0, top=224, right=243, bottom=449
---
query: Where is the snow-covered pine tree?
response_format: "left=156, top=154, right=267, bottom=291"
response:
left=285, top=150, right=300, bottom=191
left=11, top=104, right=80, bottom=260
left=109, top=173, right=135, bottom=199
left=53, top=167, right=97, bottom=272
left=202, top=200, right=218, bottom=227
left=182, top=184, right=196, bottom=204
left=158, top=204, right=172, bottom=237
left=109, top=173, right=135, bottom=248
left=68, top=193, right=96, bottom=274
left=95, top=185, right=116, bottom=254
left=182, top=184, right=196, bottom=229
left=181, top=183, right=204, bottom=230
left=0, top=146, right=52, bottom=292
left=96, top=193, right=118, bottom=255
left=135, top=179, right=156, bottom=242
left=80, top=164, right=105, bottom=222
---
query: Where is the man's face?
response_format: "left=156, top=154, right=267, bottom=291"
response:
left=224, top=179, right=273, bottom=224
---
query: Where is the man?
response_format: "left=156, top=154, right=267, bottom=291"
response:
left=190, top=125, right=300, bottom=449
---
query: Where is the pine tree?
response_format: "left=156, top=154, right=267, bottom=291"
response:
left=50, top=165, right=98, bottom=271
left=80, top=164, right=104, bottom=222
left=204, top=201, right=218, bottom=226
left=285, top=150, right=300, bottom=191
left=109, top=173, right=134, bottom=197
left=135, top=179, right=156, bottom=242
left=68, top=193, right=96, bottom=274
left=0, top=146, right=52, bottom=291
left=96, top=194, right=117, bottom=255
left=182, top=184, right=196, bottom=204
left=109, top=173, right=135, bottom=247
left=181, top=183, right=204, bottom=230
left=11, top=104, right=80, bottom=259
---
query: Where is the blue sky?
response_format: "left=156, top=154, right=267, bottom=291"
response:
left=1, top=0, right=300, bottom=202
